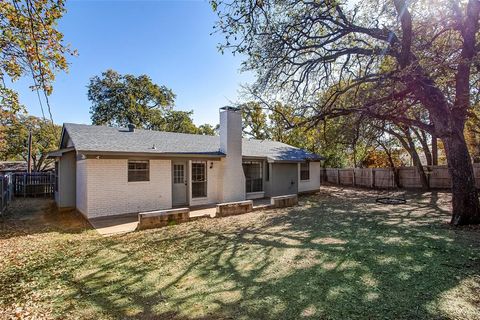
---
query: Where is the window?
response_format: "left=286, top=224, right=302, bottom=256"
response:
left=243, top=161, right=263, bottom=193
left=300, top=162, right=310, bottom=181
left=173, top=164, right=184, bottom=184
left=265, top=162, right=270, bottom=182
left=128, top=160, right=149, bottom=182
left=192, top=161, right=207, bottom=198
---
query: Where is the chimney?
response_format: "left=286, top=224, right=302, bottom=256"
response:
left=219, top=106, right=245, bottom=202
left=127, top=123, right=136, bottom=132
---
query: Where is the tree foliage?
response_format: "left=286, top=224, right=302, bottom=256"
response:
left=0, top=113, right=61, bottom=171
left=88, top=70, right=216, bottom=135
left=241, top=101, right=382, bottom=168
left=466, top=104, right=480, bottom=162
left=1, top=0, right=75, bottom=114
left=88, top=69, right=176, bottom=128
left=241, top=101, right=269, bottom=140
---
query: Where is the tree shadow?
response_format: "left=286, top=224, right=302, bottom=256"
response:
left=1, top=188, right=479, bottom=319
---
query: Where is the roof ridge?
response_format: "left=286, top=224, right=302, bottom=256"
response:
left=64, top=123, right=294, bottom=144
left=62, top=122, right=322, bottom=161
left=64, top=123, right=219, bottom=139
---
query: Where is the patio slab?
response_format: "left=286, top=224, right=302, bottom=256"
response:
left=89, top=198, right=273, bottom=236
left=89, top=213, right=138, bottom=236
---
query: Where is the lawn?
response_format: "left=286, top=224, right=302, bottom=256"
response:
left=0, top=186, right=479, bottom=319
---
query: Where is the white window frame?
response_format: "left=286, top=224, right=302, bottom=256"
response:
left=243, top=161, right=264, bottom=193
left=191, top=161, right=207, bottom=198
left=300, top=162, right=310, bottom=181
left=128, top=160, right=150, bottom=182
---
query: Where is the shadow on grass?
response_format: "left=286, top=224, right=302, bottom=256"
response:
left=1, top=188, right=479, bottom=319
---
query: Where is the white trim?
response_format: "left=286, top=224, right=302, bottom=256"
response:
left=191, top=161, right=208, bottom=199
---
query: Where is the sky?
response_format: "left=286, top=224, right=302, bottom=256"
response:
left=11, top=0, right=253, bottom=127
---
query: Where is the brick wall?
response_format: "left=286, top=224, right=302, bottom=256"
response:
left=76, top=160, right=88, bottom=215
left=85, top=158, right=172, bottom=218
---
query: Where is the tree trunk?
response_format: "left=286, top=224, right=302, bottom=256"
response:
left=443, top=132, right=480, bottom=225
left=403, top=130, right=430, bottom=189
left=432, top=135, right=438, bottom=165
left=388, top=126, right=430, bottom=189
left=378, top=141, right=400, bottom=188
left=413, top=128, right=433, bottom=166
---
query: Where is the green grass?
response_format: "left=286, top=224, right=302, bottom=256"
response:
left=1, top=187, right=479, bottom=319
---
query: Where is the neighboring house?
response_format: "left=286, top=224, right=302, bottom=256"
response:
left=0, top=161, right=28, bottom=175
left=49, top=107, right=322, bottom=218
left=0, top=161, right=54, bottom=174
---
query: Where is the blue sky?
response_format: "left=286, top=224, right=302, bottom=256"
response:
left=11, top=0, right=253, bottom=126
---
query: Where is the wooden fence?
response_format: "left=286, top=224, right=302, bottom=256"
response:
left=12, top=172, right=55, bottom=198
left=321, top=164, right=480, bottom=189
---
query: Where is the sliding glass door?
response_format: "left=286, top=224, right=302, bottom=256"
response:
left=242, top=161, right=263, bottom=193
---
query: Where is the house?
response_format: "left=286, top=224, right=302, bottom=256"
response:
left=49, top=107, right=322, bottom=219
left=0, top=161, right=28, bottom=174
left=0, top=161, right=54, bottom=174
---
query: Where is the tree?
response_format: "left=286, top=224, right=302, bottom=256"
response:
left=466, top=104, right=480, bottom=162
left=380, top=123, right=430, bottom=189
left=1, top=0, right=75, bottom=116
left=162, top=110, right=198, bottom=134
left=88, top=70, right=216, bottom=135
left=213, top=0, right=480, bottom=225
left=241, top=101, right=270, bottom=139
left=197, top=124, right=218, bottom=136
left=240, top=100, right=380, bottom=168
left=0, top=113, right=61, bottom=171
left=0, top=90, right=24, bottom=155
left=88, top=69, right=176, bottom=128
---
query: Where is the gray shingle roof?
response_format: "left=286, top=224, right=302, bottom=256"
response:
left=63, top=123, right=322, bottom=162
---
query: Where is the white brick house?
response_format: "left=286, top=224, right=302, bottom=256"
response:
left=50, top=107, right=322, bottom=219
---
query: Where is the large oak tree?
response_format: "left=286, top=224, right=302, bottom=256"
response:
left=213, top=0, right=480, bottom=225
left=88, top=69, right=216, bottom=135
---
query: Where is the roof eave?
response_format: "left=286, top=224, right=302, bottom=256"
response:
left=76, top=150, right=226, bottom=158
left=47, top=147, right=75, bottom=158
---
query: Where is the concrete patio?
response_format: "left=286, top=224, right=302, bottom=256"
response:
left=89, top=198, right=274, bottom=236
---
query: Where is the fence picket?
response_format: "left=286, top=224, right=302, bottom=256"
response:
left=12, top=172, right=55, bottom=198
left=321, top=165, right=480, bottom=189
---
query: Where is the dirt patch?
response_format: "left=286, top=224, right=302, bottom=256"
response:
left=0, top=198, right=90, bottom=236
